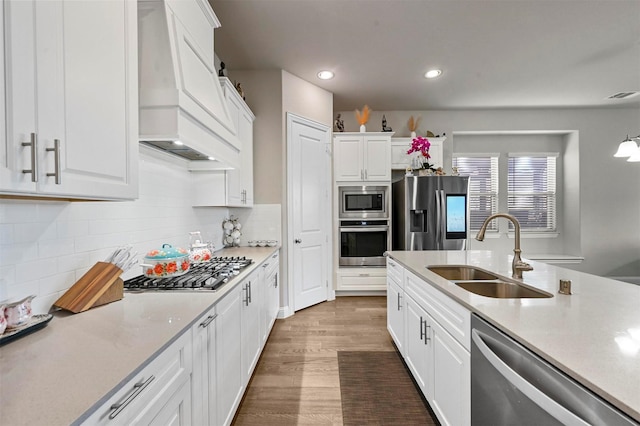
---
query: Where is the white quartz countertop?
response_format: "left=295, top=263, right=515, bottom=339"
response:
left=386, top=250, right=640, bottom=422
left=0, top=246, right=278, bottom=426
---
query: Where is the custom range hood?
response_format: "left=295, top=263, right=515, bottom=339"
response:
left=138, top=0, right=240, bottom=169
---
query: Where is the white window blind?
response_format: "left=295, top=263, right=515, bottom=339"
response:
left=452, top=155, right=499, bottom=231
left=508, top=154, right=557, bottom=232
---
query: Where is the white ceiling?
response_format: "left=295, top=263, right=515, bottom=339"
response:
left=210, top=0, right=640, bottom=111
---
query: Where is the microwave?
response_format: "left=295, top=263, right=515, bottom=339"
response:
left=338, top=186, right=388, bottom=219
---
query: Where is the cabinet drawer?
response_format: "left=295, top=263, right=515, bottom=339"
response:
left=405, top=270, right=470, bottom=351
left=386, top=257, right=404, bottom=288
left=264, top=251, right=279, bottom=277
left=337, top=268, right=386, bottom=291
left=81, top=331, right=192, bottom=425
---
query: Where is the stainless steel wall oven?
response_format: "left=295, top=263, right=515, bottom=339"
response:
left=339, top=219, right=389, bottom=267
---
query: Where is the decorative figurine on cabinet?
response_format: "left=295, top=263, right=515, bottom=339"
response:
left=218, top=61, right=226, bottom=77
left=235, top=81, right=245, bottom=100
left=382, top=115, right=393, bottom=132
left=335, top=113, right=345, bottom=132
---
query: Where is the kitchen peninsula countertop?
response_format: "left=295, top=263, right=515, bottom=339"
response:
left=0, top=246, right=278, bottom=426
left=386, top=250, right=640, bottom=422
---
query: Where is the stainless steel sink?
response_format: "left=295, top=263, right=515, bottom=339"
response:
left=455, top=281, right=552, bottom=298
left=427, top=265, right=553, bottom=299
left=427, top=265, right=499, bottom=281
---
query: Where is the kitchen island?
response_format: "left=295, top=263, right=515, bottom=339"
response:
left=0, top=246, right=278, bottom=425
left=386, top=250, right=640, bottom=422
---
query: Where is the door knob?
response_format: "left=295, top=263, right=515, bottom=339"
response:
left=294, top=238, right=302, bottom=244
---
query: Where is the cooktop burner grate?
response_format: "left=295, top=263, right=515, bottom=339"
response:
left=124, top=256, right=253, bottom=291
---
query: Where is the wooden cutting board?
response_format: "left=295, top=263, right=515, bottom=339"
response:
left=54, top=262, right=123, bottom=313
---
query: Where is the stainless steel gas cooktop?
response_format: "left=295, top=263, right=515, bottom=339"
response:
left=124, top=256, right=253, bottom=291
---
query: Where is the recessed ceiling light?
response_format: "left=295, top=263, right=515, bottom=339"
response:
left=425, top=69, right=442, bottom=79
left=173, top=140, right=184, bottom=145
left=317, top=70, right=334, bottom=80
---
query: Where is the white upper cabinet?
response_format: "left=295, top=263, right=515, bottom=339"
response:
left=391, top=137, right=445, bottom=171
left=191, top=78, right=255, bottom=207
left=2, top=0, right=138, bottom=200
left=334, top=132, right=393, bottom=182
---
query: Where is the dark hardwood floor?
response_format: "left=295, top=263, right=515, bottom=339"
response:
left=232, top=296, right=396, bottom=425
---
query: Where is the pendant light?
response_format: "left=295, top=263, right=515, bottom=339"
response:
left=627, top=137, right=640, bottom=162
left=614, top=135, right=639, bottom=157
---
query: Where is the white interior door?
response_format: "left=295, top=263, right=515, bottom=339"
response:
left=287, top=113, right=331, bottom=311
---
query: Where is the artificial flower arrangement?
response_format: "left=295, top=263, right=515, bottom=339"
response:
left=355, top=105, right=371, bottom=131
left=407, top=135, right=435, bottom=171
left=407, top=116, right=420, bottom=136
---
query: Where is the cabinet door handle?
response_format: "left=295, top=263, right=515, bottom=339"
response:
left=424, top=322, right=431, bottom=345
left=294, top=238, right=302, bottom=244
left=243, top=283, right=250, bottom=306
left=46, top=139, right=61, bottom=184
left=419, top=316, right=425, bottom=341
left=248, top=281, right=252, bottom=303
left=397, top=292, right=402, bottom=311
left=274, top=272, right=278, bottom=288
left=21, top=133, right=38, bottom=182
left=263, top=263, right=269, bottom=269
left=109, top=375, right=155, bottom=419
left=199, top=314, right=217, bottom=328
left=365, top=169, right=368, bottom=180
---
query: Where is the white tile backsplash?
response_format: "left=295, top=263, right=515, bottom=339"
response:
left=0, top=151, right=231, bottom=314
left=230, top=204, right=282, bottom=244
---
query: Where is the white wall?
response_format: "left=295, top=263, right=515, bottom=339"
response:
left=337, top=108, right=640, bottom=277
left=0, top=147, right=229, bottom=314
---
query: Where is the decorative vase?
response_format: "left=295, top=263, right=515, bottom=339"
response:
left=360, top=124, right=366, bottom=132
left=410, top=131, right=416, bottom=138
left=418, top=169, right=430, bottom=177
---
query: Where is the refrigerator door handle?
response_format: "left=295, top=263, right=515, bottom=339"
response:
left=440, top=189, right=447, bottom=246
left=435, top=189, right=442, bottom=246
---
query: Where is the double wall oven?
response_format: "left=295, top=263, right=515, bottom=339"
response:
left=338, top=185, right=390, bottom=267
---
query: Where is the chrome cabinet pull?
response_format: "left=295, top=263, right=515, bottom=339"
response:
left=248, top=281, right=252, bottom=303
left=243, top=283, right=249, bottom=306
left=424, top=322, right=431, bottom=345
left=419, top=316, right=425, bottom=341
left=294, top=238, right=302, bottom=244
left=21, top=133, right=38, bottom=182
left=46, top=139, right=61, bottom=184
left=274, top=272, right=278, bottom=288
left=397, top=293, right=401, bottom=311
left=365, top=169, right=368, bottom=180
left=199, top=314, right=217, bottom=328
left=109, top=375, right=155, bottom=419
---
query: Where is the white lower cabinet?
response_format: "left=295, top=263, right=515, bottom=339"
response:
left=190, top=254, right=279, bottom=426
left=430, top=316, right=470, bottom=426
left=386, top=277, right=405, bottom=354
left=336, top=267, right=387, bottom=291
left=82, top=332, right=192, bottom=425
left=241, top=270, right=262, bottom=382
left=387, top=264, right=471, bottom=426
left=262, top=252, right=280, bottom=343
left=215, top=284, right=245, bottom=426
left=404, top=296, right=434, bottom=399
left=84, top=255, right=279, bottom=426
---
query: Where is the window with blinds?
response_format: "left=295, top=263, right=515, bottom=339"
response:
left=452, top=155, right=499, bottom=231
left=508, top=154, right=557, bottom=232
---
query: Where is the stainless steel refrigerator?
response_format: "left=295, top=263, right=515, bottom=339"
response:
left=392, top=175, right=470, bottom=250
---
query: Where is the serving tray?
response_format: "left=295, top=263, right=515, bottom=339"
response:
left=0, top=314, right=53, bottom=346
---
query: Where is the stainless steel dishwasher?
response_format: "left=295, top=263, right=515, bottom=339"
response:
left=471, top=314, right=639, bottom=426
